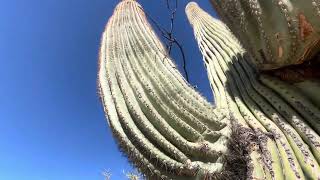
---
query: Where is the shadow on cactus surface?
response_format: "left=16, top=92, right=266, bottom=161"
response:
left=98, top=0, right=320, bottom=179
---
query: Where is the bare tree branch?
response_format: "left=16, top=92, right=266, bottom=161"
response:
left=139, top=0, right=190, bottom=82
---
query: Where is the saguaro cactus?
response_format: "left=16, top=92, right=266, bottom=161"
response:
left=98, top=0, right=320, bottom=179
left=98, top=0, right=236, bottom=179
left=209, top=0, right=320, bottom=70
left=186, top=2, right=320, bottom=179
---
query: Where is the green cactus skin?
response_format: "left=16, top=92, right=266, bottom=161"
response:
left=97, top=0, right=242, bottom=179
left=294, top=79, right=320, bottom=107
left=186, top=2, right=320, bottom=179
left=209, top=0, right=320, bottom=70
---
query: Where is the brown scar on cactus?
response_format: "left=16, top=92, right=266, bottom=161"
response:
left=298, top=13, right=314, bottom=41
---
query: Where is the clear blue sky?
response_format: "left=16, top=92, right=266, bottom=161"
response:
left=0, top=0, right=217, bottom=179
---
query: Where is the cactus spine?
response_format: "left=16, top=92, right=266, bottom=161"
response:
left=98, top=0, right=320, bottom=179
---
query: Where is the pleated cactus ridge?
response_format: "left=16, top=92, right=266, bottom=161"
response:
left=186, top=2, right=320, bottom=180
left=98, top=0, right=235, bottom=179
left=209, top=0, right=320, bottom=70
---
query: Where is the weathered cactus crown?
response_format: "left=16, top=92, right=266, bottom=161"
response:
left=98, top=0, right=320, bottom=179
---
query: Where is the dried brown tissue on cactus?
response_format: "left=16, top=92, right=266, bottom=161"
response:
left=209, top=0, right=320, bottom=71
left=98, top=0, right=320, bottom=179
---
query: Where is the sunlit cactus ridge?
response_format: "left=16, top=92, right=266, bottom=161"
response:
left=98, top=0, right=320, bottom=179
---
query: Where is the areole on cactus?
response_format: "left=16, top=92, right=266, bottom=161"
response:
left=98, top=0, right=320, bottom=179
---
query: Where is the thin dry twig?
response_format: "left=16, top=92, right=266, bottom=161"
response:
left=140, top=0, right=190, bottom=82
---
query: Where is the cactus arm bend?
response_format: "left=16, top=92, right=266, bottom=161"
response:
left=98, top=0, right=238, bottom=179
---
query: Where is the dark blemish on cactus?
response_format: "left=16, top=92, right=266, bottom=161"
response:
left=298, top=13, right=314, bottom=41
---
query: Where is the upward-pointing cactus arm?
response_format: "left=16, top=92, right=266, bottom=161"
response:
left=198, top=16, right=320, bottom=177
left=191, top=8, right=320, bottom=167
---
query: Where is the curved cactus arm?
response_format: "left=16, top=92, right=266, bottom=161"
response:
left=210, top=0, right=320, bottom=70
left=126, top=4, right=225, bottom=130
left=98, top=19, right=172, bottom=180
left=186, top=3, right=284, bottom=180
left=196, top=22, right=300, bottom=180
left=190, top=8, right=320, bottom=168
left=196, top=13, right=320, bottom=177
left=98, top=0, right=240, bottom=179
left=186, top=2, right=320, bottom=179
left=196, top=30, right=272, bottom=179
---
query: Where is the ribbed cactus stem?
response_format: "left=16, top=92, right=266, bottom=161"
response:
left=98, top=0, right=238, bottom=179
left=210, top=0, right=320, bottom=70
left=260, top=75, right=320, bottom=134
left=186, top=2, right=320, bottom=179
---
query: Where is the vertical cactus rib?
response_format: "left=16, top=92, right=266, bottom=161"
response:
left=187, top=2, right=320, bottom=179
left=98, top=0, right=237, bottom=179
